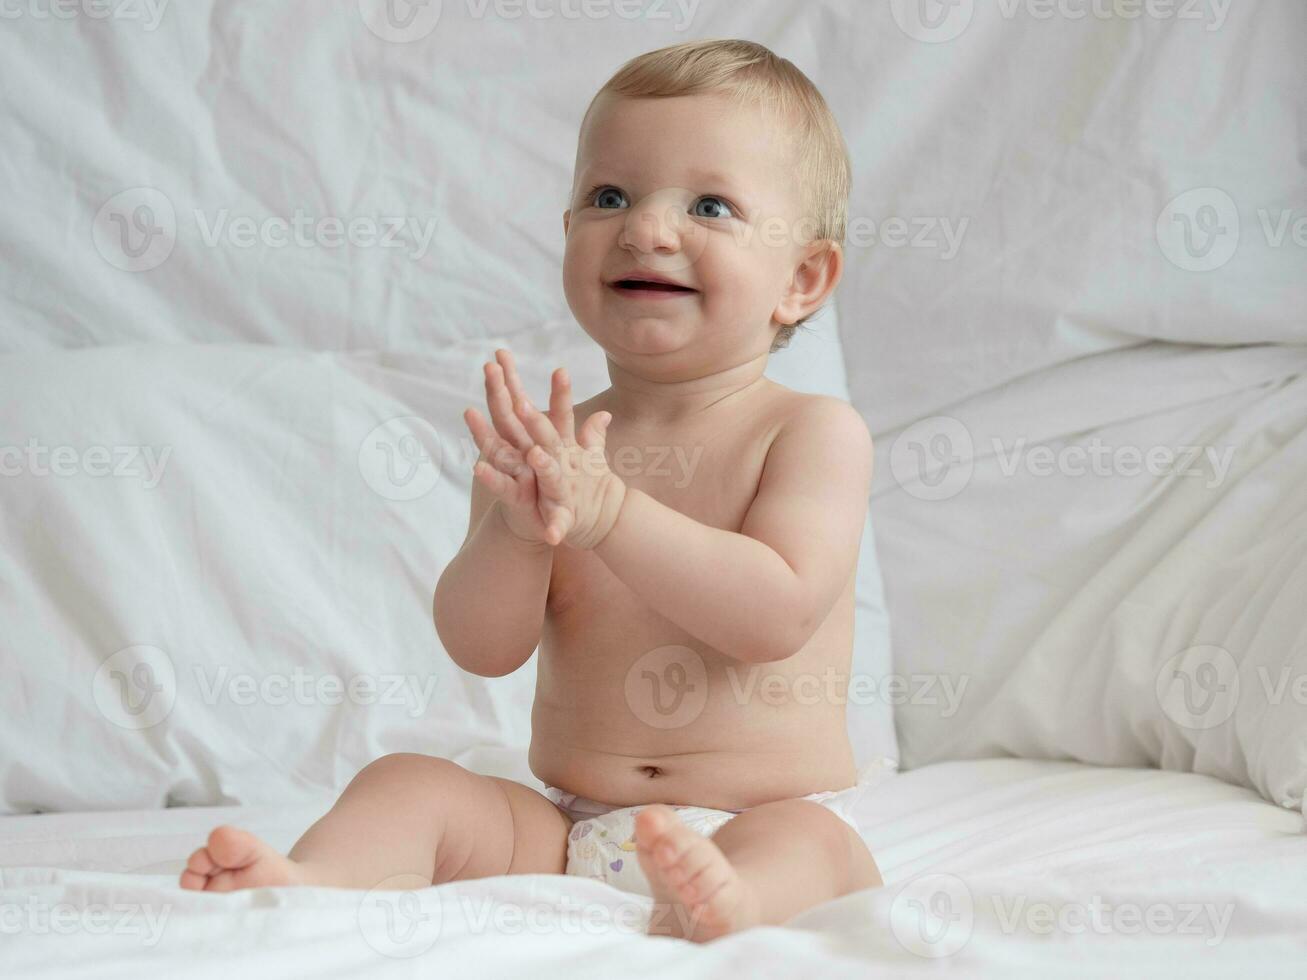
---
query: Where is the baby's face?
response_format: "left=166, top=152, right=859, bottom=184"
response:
left=563, top=92, right=822, bottom=371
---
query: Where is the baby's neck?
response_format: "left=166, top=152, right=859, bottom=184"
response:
left=603, top=353, right=770, bottom=427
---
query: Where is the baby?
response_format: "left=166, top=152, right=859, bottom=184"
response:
left=179, top=38, right=882, bottom=942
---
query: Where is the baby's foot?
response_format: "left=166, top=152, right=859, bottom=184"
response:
left=635, top=805, right=759, bottom=942
left=179, top=826, right=306, bottom=892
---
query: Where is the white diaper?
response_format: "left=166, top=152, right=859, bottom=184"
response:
left=544, top=759, right=894, bottom=897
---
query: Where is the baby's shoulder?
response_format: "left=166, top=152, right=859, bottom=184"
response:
left=764, top=384, right=873, bottom=450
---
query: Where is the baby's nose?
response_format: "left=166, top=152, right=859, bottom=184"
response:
left=620, top=191, right=689, bottom=254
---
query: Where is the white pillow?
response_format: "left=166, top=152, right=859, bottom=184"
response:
left=0, top=324, right=896, bottom=814
left=876, top=341, right=1307, bottom=811
left=0, top=343, right=526, bottom=812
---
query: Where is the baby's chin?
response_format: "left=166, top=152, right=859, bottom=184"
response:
left=586, top=314, right=700, bottom=361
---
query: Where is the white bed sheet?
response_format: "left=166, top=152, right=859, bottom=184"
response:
left=2, top=759, right=1304, bottom=978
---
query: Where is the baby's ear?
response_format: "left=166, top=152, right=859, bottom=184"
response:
left=774, top=241, right=843, bottom=326
left=562, top=209, right=571, bottom=237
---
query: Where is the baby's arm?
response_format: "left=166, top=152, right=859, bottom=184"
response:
left=434, top=482, right=553, bottom=677
left=434, top=354, right=561, bottom=677
left=593, top=398, right=872, bottom=663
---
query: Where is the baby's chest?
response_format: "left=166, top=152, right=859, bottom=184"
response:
left=547, top=433, right=773, bottom=611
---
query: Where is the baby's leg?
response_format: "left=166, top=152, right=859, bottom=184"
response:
left=636, top=799, right=881, bottom=942
left=179, top=753, right=571, bottom=892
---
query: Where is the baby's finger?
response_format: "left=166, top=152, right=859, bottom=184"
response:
left=526, top=444, right=564, bottom=499
left=465, top=408, right=526, bottom=476
left=542, top=507, right=573, bottom=548
left=495, top=349, right=535, bottom=418
left=485, top=362, right=534, bottom=452
left=472, top=458, right=514, bottom=498
left=515, top=397, right=564, bottom=452
left=549, top=368, right=575, bottom=443
left=578, top=410, right=612, bottom=451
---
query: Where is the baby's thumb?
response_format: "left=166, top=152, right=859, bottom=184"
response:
left=581, top=411, right=612, bottom=450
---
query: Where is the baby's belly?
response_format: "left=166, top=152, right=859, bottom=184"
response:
left=528, top=608, right=859, bottom=810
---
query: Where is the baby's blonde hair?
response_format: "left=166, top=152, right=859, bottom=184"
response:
left=580, top=39, right=851, bottom=352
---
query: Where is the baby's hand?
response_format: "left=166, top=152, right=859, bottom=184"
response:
left=463, top=349, right=576, bottom=547
left=514, top=374, right=627, bottom=551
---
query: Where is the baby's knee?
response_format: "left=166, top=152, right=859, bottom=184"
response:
left=350, top=752, right=464, bottom=790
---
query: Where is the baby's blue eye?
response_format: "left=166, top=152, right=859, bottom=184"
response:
left=593, top=187, right=629, bottom=209
left=693, top=196, right=733, bottom=219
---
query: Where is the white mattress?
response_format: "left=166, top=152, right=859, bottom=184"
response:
left=3, top=759, right=1304, bottom=977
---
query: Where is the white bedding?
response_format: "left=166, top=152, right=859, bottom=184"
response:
left=3, top=759, right=1305, bottom=977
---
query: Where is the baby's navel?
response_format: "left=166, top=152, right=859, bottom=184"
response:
left=638, top=765, right=663, bottom=779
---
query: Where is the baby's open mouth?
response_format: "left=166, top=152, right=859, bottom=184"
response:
left=610, top=278, right=698, bottom=295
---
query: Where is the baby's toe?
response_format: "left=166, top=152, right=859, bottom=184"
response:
left=682, top=856, right=733, bottom=907
left=205, top=825, right=261, bottom=870
left=634, top=804, right=677, bottom=850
